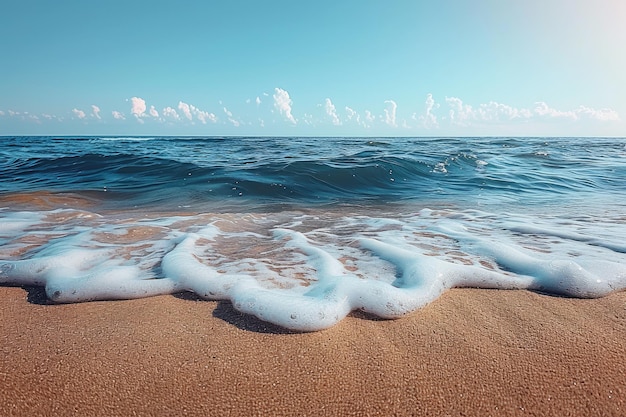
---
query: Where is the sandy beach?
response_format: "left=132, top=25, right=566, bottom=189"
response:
left=1, top=286, right=624, bottom=416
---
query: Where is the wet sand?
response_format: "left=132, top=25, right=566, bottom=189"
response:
left=1, top=286, right=625, bottom=416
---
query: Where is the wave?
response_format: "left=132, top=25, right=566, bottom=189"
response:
left=2, top=151, right=622, bottom=207
left=1, top=136, right=625, bottom=210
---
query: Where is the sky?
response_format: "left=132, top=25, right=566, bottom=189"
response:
left=1, top=0, right=625, bottom=137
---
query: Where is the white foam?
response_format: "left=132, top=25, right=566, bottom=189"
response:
left=0, top=211, right=44, bottom=235
left=1, top=207, right=625, bottom=331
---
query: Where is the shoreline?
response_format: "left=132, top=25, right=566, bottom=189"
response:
left=1, top=286, right=625, bottom=416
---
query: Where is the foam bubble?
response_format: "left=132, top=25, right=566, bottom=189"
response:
left=1, top=207, right=625, bottom=331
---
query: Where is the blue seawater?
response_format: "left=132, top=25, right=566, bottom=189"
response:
left=1, top=136, right=625, bottom=330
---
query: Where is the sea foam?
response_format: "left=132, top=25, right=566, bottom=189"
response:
left=2, top=207, right=625, bottom=331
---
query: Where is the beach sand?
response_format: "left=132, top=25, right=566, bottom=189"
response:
left=1, top=286, right=625, bottom=417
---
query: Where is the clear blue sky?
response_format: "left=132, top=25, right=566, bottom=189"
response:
left=1, top=0, right=624, bottom=136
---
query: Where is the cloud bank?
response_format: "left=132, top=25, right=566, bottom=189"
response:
left=1, top=88, right=620, bottom=135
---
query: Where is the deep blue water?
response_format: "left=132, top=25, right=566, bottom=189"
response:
left=1, top=136, right=625, bottom=212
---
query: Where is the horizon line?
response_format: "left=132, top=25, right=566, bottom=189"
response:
left=1, top=134, right=625, bottom=139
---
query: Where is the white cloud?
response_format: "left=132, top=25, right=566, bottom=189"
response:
left=149, top=105, right=159, bottom=118
left=574, top=105, right=619, bottom=121
left=364, top=110, right=375, bottom=128
left=414, top=93, right=439, bottom=128
left=425, top=93, right=436, bottom=112
left=162, top=107, right=179, bottom=120
left=130, top=97, right=147, bottom=118
left=442, top=98, right=619, bottom=128
left=273, top=87, right=296, bottom=124
left=248, top=96, right=261, bottom=105
left=478, top=101, right=532, bottom=121
left=324, top=98, right=341, bottom=126
left=223, top=107, right=240, bottom=126
left=445, top=97, right=474, bottom=126
left=10, top=111, right=39, bottom=123
left=446, top=98, right=535, bottom=125
left=40, top=113, right=62, bottom=122
left=383, top=100, right=397, bottom=127
left=533, top=102, right=577, bottom=120
left=178, top=101, right=193, bottom=120
left=345, top=106, right=365, bottom=127
left=301, top=113, right=315, bottom=126
left=425, top=94, right=439, bottom=126
left=533, top=102, right=619, bottom=122
left=22, top=113, right=41, bottom=124
left=72, top=108, right=86, bottom=119
left=0, top=110, right=5, bottom=116
left=196, top=110, right=217, bottom=124
left=177, top=101, right=217, bottom=124
left=112, top=110, right=126, bottom=120
left=91, top=105, right=101, bottom=119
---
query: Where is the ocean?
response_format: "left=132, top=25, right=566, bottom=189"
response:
left=1, top=136, right=625, bottom=331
